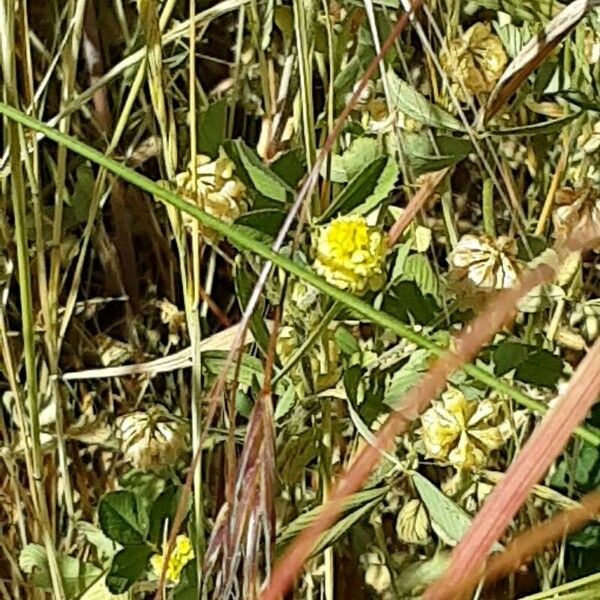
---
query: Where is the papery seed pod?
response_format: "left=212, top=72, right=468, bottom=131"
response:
left=440, top=23, right=507, bottom=101
left=553, top=180, right=600, bottom=242
left=116, top=406, right=188, bottom=471
left=173, top=151, right=247, bottom=244
left=570, top=299, right=600, bottom=342
left=448, top=234, right=520, bottom=291
left=555, top=326, right=586, bottom=351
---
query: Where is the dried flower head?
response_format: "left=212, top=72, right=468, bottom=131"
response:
left=448, top=234, right=520, bottom=291
left=313, top=215, right=387, bottom=295
left=570, top=299, right=600, bottom=343
left=157, top=298, right=187, bottom=346
left=116, top=406, right=187, bottom=471
left=420, top=387, right=511, bottom=471
left=553, top=180, right=600, bottom=242
left=440, top=23, right=507, bottom=100
left=150, top=535, right=195, bottom=584
left=174, top=151, right=247, bottom=243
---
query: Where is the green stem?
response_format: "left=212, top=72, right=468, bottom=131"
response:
left=482, top=178, right=496, bottom=237
left=1, top=101, right=598, bottom=446
left=273, top=301, right=340, bottom=384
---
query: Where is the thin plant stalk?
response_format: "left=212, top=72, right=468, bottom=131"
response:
left=188, top=0, right=206, bottom=579
left=0, top=2, right=65, bottom=595
left=1, top=100, right=598, bottom=447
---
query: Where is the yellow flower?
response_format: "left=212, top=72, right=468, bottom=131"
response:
left=420, top=387, right=511, bottom=470
left=150, top=535, right=195, bottom=584
left=441, top=23, right=507, bottom=100
left=448, top=234, right=520, bottom=291
left=174, top=152, right=247, bottom=243
left=313, top=215, right=387, bottom=295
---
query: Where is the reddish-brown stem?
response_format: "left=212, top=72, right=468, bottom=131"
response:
left=260, top=258, right=560, bottom=600
left=425, top=336, right=600, bottom=600
left=387, top=167, right=449, bottom=247
left=436, top=489, right=600, bottom=599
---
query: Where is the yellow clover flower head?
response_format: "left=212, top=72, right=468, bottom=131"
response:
left=174, top=151, right=247, bottom=243
left=313, top=215, right=387, bottom=295
left=420, top=387, right=511, bottom=471
left=440, top=23, right=507, bottom=100
left=150, top=535, right=195, bottom=584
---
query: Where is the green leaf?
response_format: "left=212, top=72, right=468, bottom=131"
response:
left=274, top=384, right=296, bottom=421
left=313, top=496, right=381, bottom=555
left=270, top=148, right=306, bottom=188
left=351, top=157, right=399, bottom=217
left=569, top=524, right=600, bottom=549
left=277, top=428, right=320, bottom=485
left=223, top=139, right=292, bottom=202
left=341, top=137, right=381, bottom=181
left=99, top=491, right=148, bottom=545
left=387, top=69, right=463, bottom=131
left=197, top=99, right=227, bottom=157
left=401, top=254, right=440, bottom=300
left=202, top=350, right=292, bottom=398
left=493, top=341, right=562, bottom=387
left=335, top=326, right=360, bottom=356
left=173, top=560, right=199, bottom=600
left=494, top=341, right=529, bottom=375
left=65, top=163, right=94, bottom=227
left=20, top=544, right=102, bottom=599
left=412, top=473, right=473, bottom=546
left=383, top=281, right=439, bottom=325
left=486, top=112, right=580, bottom=137
left=277, top=487, right=387, bottom=549
left=80, top=574, right=129, bottom=600
left=236, top=389, right=254, bottom=418
left=148, top=486, right=185, bottom=545
left=551, top=443, right=600, bottom=492
left=406, top=135, right=472, bottom=176
left=517, top=234, right=548, bottom=260
left=320, top=157, right=387, bottom=222
left=235, top=208, right=286, bottom=238
left=106, top=544, right=153, bottom=594
left=384, top=349, right=431, bottom=408
left=235, top=263, right=271, bottom=355
left=76, top=521, right=120, bottom=563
